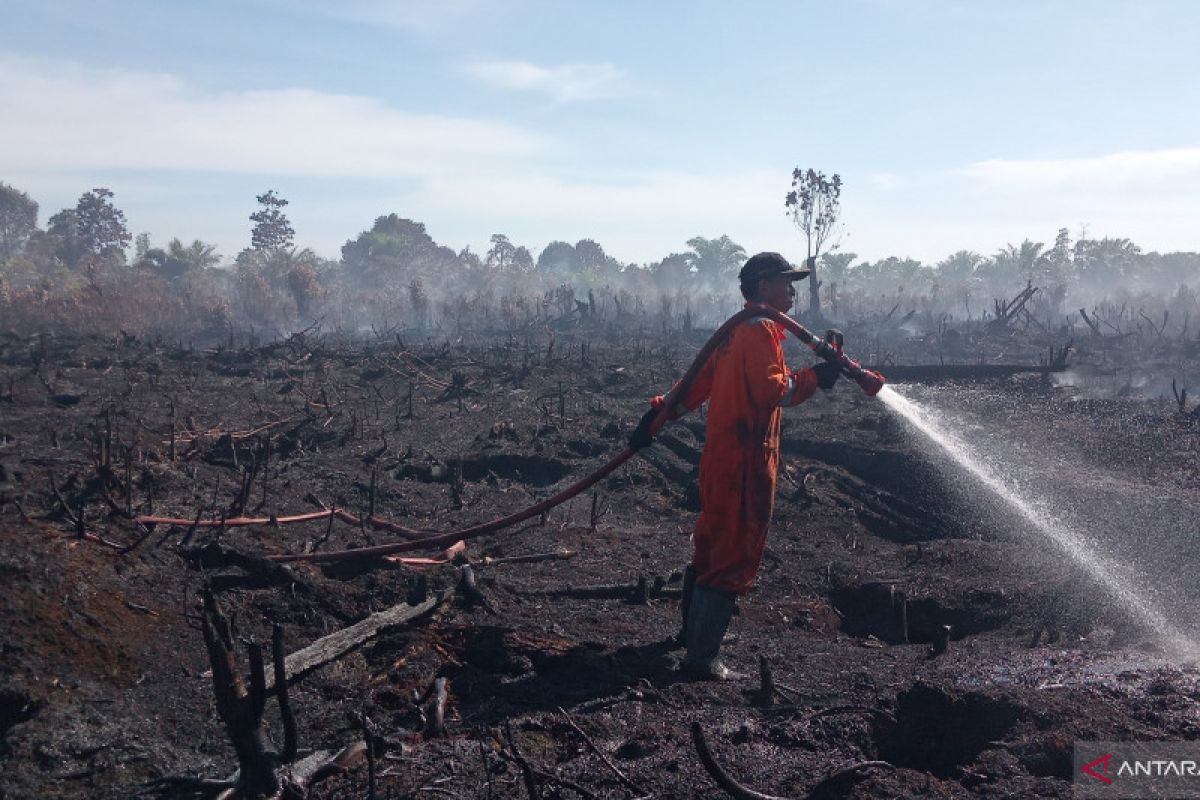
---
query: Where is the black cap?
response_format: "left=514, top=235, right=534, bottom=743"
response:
left=738, top=251, right=811, bottom=283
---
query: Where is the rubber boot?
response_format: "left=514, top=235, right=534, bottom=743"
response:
left=672, top=565, right=698, bottom=648
left=680, top=584, right=744, bottom=680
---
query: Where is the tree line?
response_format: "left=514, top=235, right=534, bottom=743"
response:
left=1, top=180, right=1197, bottom=339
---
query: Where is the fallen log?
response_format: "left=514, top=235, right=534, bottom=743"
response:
left=182, top=541, right=313, bottom=592
left=283, top=741, right=366, bottom=793
left=264, top=590, right=449, bottom=691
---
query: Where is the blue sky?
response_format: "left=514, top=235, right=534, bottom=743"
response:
left=2, top=0, right=1198, bottom=266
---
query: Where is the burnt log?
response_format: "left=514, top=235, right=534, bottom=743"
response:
left=263, top=590, right=448, bottom=691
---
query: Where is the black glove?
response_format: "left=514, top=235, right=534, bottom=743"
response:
left=629, top=406, right=660, bottom=450
left=811, top=361, right=841, bottom=391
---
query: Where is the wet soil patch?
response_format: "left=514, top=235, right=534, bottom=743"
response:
left=785, top=439, right=976, bottom=542
left=875, top=682, right=1024, bottom=777
left=0, top=689, right=40, bottom=755
left=830, top=577, right=1011, bottom=644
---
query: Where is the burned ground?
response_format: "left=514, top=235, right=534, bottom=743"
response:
left=1, top=323, right=1198, bottom=799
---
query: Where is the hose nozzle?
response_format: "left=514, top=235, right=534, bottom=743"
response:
left=855, top=369, right=886, bottom=397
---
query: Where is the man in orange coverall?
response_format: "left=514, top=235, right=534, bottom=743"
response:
left=629, top=252, right=841, bottom=679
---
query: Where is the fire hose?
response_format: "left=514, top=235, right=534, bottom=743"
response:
left=134, top=305, right=884, bottom=563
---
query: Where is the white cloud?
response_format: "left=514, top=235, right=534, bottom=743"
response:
left=0, top=53, right=551, bottom=177
left=7, top=53, right=1197, bottom=266
left=958, top=147, right=1200, bottom=189
left=463, top=60, right=625, bottom=101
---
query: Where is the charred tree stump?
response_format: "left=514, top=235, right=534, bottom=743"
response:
left=199, top=589, right=296, bottom=797
left=930, top=624, right=953, bottom=657
left=1173, top=379, right=1199, bottom=421
left=457, top=564, right=494, bottom=612
left=424, top=677, right=449, bottom=738
left=757, top=656, right=775, bottom=708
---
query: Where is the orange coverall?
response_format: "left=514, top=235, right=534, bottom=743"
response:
left=654, top=306, right=818, bottom=595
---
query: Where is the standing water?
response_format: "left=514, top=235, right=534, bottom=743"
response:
left=876, top=385, right=1197, bottom=658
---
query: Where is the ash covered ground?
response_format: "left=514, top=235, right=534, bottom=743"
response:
left=1, top=324, right=1199, bottom=799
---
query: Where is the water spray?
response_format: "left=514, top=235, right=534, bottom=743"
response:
left=876, top=385, right=1196, bottom=658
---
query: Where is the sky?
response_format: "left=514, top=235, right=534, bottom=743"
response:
left=1, top=0, right=1198, bottom=267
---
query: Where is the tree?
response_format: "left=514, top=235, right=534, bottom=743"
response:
left=134, top=232, right=152, bottom=262
left=817, top=251, right=857, bottom=314
left=935, top=250, right=984, bottom=282
left=649, top=252, right=693, bottom=291
left=819, top=252, right=857, bottom=284
left=1037, top=228, right=1072, bottom=286
left=485, top=234, right=516, bottom=270
left=46, top=209, right=85, bottom=269
left=785, top=168, right=843, bottom=314
left=65, top=187, right=131, bottom=264
left=138, top=238, right=221, bottom=281
left=686, top=235, right=746, bottom=285
left=512, top=245, right=534, bottom=272
left=250, top=190, right=294, bottom=250
left=341, top=215, right=445, bottom=285
left=0, top=182, right=38, bottom=258
left=1074, top=237, right=1141, bottom=285
left=458, top=246, right=483, bottom=272
left=573, top=239, right=620, bottom=284
left=536, top=241, right=578, bottom=277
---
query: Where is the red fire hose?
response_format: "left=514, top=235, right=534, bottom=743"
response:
left=134, top=306, right=883, bottom=563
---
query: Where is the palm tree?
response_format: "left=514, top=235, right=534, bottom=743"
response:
left=981, top=240, right=1043, bottom=288
left=140, top=238, right=220, bottom=280
left=1074, top=237, right=1141, bottom=285
left=935, top=250, right=984, bottom=283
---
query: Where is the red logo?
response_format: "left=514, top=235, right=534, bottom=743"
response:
left=1082, top=754, right=1115, bottom=784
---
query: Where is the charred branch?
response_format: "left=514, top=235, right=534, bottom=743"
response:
left=558, top=706, right=644, bottom=795
left=692, top=721, right=895, bottom=800
left=988, top=282, right=1038, bottom=331
left=691, top=722, right=794, bottom=800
